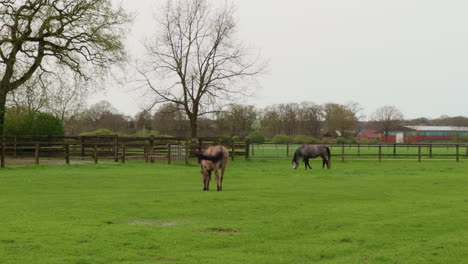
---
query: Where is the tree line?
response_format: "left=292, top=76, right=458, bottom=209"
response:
left=6, top=98, right=468, bottom=143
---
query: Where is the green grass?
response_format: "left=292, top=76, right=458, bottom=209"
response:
left=1, top=160, right=468, bottom=263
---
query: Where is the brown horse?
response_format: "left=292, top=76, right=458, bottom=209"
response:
left=195, top=145, right=229, bottom=191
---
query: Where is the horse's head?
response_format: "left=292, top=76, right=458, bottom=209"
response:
left=292, top=160, right=299, bottom=170
left=292, top=151, right=299, bottom=169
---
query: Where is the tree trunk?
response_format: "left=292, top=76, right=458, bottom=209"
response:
left=0, top=91, right=7, bottom=140
left=190, top=117, right=198, bottom=138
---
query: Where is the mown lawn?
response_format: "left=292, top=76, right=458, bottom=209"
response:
left=0, top=160, right=467, bottom=263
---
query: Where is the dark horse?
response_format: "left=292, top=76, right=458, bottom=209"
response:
left=195, top=145, right=229, bottom=191
left=292, top=144, right=331, bottom=170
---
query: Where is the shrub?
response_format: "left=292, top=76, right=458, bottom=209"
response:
left=334, top=137, right=347, bottom=144
left=126, top=130, right=161, bottom=137
left=247, top=131, right=265, bottom=144
left=79, top=129, right=117, bottom=136
left=293, top=135, right=320, bottom=144
left=271, top=134, right=292, bottom=144
left=5, top=111, right=64, bottom=136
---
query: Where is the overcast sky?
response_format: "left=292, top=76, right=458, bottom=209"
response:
left=98, top=0, right=468, bottom=120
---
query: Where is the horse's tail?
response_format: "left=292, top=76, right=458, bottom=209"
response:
left=195, top=152, right=224, bottom=162
left=325, top=146, right=331, bottom=168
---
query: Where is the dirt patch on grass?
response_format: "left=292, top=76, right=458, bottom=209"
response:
left=5, top=158, right=95, bottom=166
left=198, top=228, right=240, bottom=234
left=151, top=259, right=177, bottom=262
left=129, top=221, right=177, bottom=226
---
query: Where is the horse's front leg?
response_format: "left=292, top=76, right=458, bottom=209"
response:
left=203, top=170, right=212, bottom=191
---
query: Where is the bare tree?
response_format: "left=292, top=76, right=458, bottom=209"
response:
left=215, top=104, right=257, bottom=137
left=0, top=0, right=130, bottom=139
left=369, top=105, right=404, bottom=141
left=7, top=71, right=49, bottom=112
left=298, top=102, right=323, bottom=138
left=139, top=0, right=264, bottom=137
left=7, top=70, right=89, bottom=134
left=152, top=103, right=188, bottom=136
left=324, top=103, right=361, bottom=137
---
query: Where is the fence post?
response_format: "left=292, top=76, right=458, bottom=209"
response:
left=114, top=135, right=119, bottom=162
left=93, top=145, right=98, bottom=164
left=13, top=136, right=17, bottom=158
left=231, top=141, right=235, bottom=161
left=456, top=144, right=459, bottom=162
left=378, top=144, right=382, bottom=163
left=198, top=138, right=203, bottom=152
left=0, top=141, right=5, bottom=168
left=418, top=144, right=422, bottom=162
left=429, top=144, right=433, bottom=159
left=341, top=144, right=345, bottom=162
left=121, top=144, right=126, bottom=164
left=80, top=136, right=85, bottom=159
left=286, top=144, right=289, bottom=157
left=149, top=135, right=155, bottom=163
left=245, top=139, right=250, bottom=160
left=357, top=143, right=360, bottom=157
left=144, top=145, right=149, bottom=163
left=185, top=141, right=189, bottom=165
left=393, top=144, right=396, bottom=157
left=65, top=144, right=70, bottom=164
left=167, top=144, right=171, bottom=164
left=35, top=143, right=40, bottom=165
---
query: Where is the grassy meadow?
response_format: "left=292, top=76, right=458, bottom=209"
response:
left=1, top=159, right=468, bottom=263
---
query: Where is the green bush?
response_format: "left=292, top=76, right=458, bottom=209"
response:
left=79, top=129, right=117, bottom=136
left=334, top=137, right=347, bottom=144
left=247, top=131, right=265, bottom=144
left=293, top=135, right=320, bottom=144
left=5, top=111, right=64, bottom=136
left=125, top=130, right=161, bottom=137
left=271, top=134, right=292, bottom=144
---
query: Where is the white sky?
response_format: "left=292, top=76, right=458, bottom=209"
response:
left=97, top=0, right=468, bottom=120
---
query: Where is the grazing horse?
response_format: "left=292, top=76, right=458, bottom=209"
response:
left=292, top=144, right=331, bottom=170
left=195, top=145, right=229, bottom=191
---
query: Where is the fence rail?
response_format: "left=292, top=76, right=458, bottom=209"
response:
left=0, top=135, right=250, bottom=168
left=250, top=143, right=468, bottom=162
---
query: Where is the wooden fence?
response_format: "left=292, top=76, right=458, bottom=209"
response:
left=250, top=143, right=468, bottom=162
left=0, top=135, right=250, bottom=168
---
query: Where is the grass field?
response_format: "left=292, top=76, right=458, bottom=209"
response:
left=1, top=160, right=468, bottom=263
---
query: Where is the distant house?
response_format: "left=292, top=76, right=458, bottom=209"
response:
left=382, top=126, right=468, bottom=143
left=355, top=129, right=380, bottom=140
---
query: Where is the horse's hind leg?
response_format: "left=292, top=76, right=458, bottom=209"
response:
left=322, top=157, right=330, bottom=169
left=304, top=158, right=312, bottom=170
left=214, top=166, right=222, bottom=191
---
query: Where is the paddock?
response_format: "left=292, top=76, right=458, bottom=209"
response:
left=1, top=160, right=467, bottom=263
